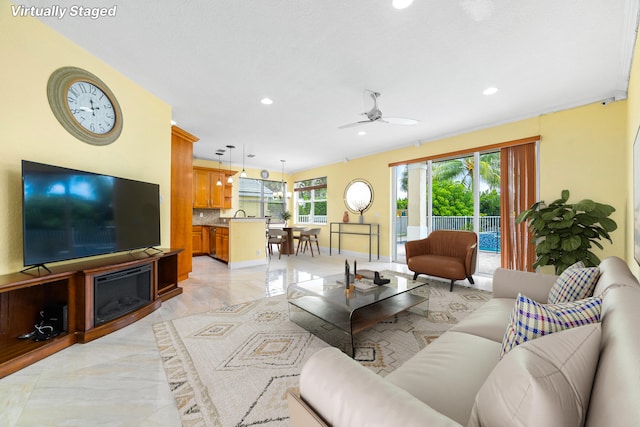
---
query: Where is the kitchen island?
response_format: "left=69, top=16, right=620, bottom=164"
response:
left=194, top=218, right=267, bottom=269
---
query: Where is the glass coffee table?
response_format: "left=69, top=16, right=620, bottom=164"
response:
left=287, top=272, right=429, bottom=357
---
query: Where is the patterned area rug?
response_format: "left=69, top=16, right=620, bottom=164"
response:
left=153, top=274, right=491, bottom=426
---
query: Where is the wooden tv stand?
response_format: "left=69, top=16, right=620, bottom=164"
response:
left=0, top=248, right=182, bottom=379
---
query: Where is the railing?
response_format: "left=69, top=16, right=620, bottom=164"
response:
left=296, top=214, right=327, bottom=225
left=432, top=216, right=500, bottom=232
left=395, top=215, right=501, bottom=252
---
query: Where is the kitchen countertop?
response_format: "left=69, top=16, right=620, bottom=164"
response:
left=193, top=218, right=266, bottom=227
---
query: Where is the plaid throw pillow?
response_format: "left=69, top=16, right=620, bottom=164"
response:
left=548, top=261, right=600, bottom=304
left=500, top=293, right=602, bottom=359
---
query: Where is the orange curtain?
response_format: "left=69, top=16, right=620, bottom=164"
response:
left=500, top=142, right=537, bottom=271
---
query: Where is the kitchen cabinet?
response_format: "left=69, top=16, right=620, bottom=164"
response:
left=194, top=226, right=228, bottom=262
left=214, top=227, right=229, bottom=262
left=193, top=167, right=235, bottom=209
left=171, top=126, right=198, bottom=281
left=192, top=226, right=209, bottom=255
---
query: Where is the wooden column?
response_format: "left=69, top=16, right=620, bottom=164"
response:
left=171, top=126, right=198, bottom=281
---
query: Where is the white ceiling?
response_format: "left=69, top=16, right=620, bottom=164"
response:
left=33, top=0, right=639, bottom=173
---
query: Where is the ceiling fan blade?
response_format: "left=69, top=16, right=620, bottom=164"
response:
left=338, top=120, right=373, bottom=129
left=339, top=91, right=418, bottom=129
left=382, top=116, right=419, bottom=125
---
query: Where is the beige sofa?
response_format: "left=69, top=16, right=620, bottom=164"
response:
left=288, top=256, right=640, bottom=426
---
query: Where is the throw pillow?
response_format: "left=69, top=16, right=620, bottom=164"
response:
left=548, top=261, right=600, bottom=304
left=500, top=293, right=602, bottom=359
left=469, top=323, right=602, bottom=427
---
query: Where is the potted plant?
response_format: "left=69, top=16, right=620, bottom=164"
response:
left=352, top=201, right=369, bottom=223
left=280, top=210, right=292, bottom=226
left=516, top=189, right=617, bottom=274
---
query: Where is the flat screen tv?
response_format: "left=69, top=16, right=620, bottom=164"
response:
left=22, top=160, right=161, bottom=268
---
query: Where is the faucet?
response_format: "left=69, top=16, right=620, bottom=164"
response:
left=233, top=209, right=246, bottom=218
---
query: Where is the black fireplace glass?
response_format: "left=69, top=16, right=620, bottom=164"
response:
left=93, top=264, right=152, bottom=326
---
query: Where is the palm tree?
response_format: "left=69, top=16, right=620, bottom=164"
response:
left=433, top=153, right=500, bottom=190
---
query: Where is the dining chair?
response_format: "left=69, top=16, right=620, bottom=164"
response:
left=267, top=229, right=288, bottom=259
left=295, top=228, right=321, bottom=257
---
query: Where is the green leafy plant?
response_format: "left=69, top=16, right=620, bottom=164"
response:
left=280, top=210, right=292, bottom=221
left=516, top=189, right=617, bottom=274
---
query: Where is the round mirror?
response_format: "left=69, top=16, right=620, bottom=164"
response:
left=344, top=179, right=374, bottom=214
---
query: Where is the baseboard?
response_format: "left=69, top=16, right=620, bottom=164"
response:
left=228, top=258, right=268, bottom=269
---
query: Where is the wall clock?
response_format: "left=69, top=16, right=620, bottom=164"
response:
left=260, top=169, right=269, bottom=179
left=47, top=66, right=123, bottom=146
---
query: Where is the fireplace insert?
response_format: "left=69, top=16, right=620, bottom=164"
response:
left=93, top=264, right=152, bottom=326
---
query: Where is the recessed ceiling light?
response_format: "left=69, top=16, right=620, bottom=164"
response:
left=260, top=98, right=273, bottom=105
left=483, top=86, right=498, bottom=95
left=358, top=131, right=366, bottom=136
left=392, top=0, right=414, bottom=9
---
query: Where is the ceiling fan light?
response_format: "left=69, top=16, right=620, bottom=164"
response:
left=392, top=0, right=414, bottom=9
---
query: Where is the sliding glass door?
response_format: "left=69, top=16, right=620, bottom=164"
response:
left=393, top=150, right=502, bottom=275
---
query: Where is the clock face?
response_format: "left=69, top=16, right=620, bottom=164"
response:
left=67, top=81, right=116, bottom=135
left=260, top=169, right=269, bottom=179
left=47, top=67, right=123, bottom=146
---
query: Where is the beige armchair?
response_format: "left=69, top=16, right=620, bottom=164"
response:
left=405, top=230, right=478, bottom=291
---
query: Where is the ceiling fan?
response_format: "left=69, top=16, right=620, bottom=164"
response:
left=338, top=91, right=419, bottom=129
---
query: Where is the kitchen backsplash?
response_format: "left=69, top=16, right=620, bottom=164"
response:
left=192, top=209, right=221, bottom=225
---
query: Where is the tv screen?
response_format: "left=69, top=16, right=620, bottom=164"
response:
left=22, top=160, right=161, bottom=267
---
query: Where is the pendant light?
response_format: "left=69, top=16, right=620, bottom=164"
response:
left=280, top=159, right=286, bottom=199
left=226, top=145, right=235, bottom=184
left=215, top=152, right=223, bottom=186
left=240, top=144, right=247, bottom=178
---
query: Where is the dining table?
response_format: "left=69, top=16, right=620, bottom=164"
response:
left=279, top=226, right=307, bottom=255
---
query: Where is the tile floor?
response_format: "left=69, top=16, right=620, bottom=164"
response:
left=0, top=251, right=493, bottom=427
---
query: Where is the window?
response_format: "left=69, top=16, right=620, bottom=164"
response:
left=295, top=177, right=327, bottom=224
left=238, top=178, right=286, bottom=222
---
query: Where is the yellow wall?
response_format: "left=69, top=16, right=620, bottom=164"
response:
left=0, top=2, right=172, bottom=274
left=229, top=220, right=267, bottom=268
left=294, top=104, right=628, bottom=262
left=539, top=101, right=627, bottom=262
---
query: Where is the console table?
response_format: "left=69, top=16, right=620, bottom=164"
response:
left=329, top=222, right=380, bottom=261
left=0, top=248, right=182, bottom=379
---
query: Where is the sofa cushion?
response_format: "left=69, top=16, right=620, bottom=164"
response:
left=500, top=293, right=602, bottom=358
left=449, top=298, right=515, bottom=342
left=592, top=256, right=640, bottom=296
left=299, top=347, right=461, bottom=427
left=469, top=323, right=601, bottom=427
left=385, top=331, right=500, bottom=426
left=586, top=286, right=640, bottom=426
left=548, top=261, right=600, bottom=304
left=408, top=254, right=467, bottom=280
